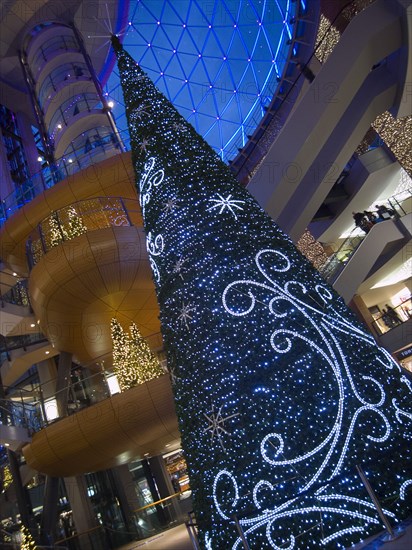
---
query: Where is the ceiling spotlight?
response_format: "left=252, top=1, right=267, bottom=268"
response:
left=108, top=101, right=114, bottom=108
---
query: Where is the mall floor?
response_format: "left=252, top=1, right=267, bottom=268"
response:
left=117, top=517, right=412, bottom=550
left=117, top=524, right=193, bottom=549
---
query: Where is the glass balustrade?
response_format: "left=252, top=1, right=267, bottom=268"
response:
left=38, top=62, right=90, bottom=108
left=319, top=188, right=412, bottom=283
left=0, top=129, right=130, bottom=226
left=371, top=298, right=412, bottom=336
left=29, top=35, right=80, bottom=75
left=3, top=332, right=164, bottom=432
left=0, top=279, right=30, bottom=307
left=0, top=398, right=43, bottom=435
left=49, top=92, right=102, bottom=141
left=26, top=197, right=141, bottom=268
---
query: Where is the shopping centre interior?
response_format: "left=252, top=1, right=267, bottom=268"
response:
left=0, top=0, right=411, bottom=547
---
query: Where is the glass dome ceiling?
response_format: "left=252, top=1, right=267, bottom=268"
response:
left=104, top=0, right=298, bottom=163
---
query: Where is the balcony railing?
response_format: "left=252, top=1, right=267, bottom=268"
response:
left=371, top=298, right=412, bottom=337
left=319, top=188, right=412, bottom=283
left=230, top=0, right=376, bottom=180
left=0, top=278, right=30, bottom=307
left=0, top=131, right=130, bottom=227
left=38, top=62, right=90, bottom=108
left=29, top=34, right=80, bottom=75
left=26, top=197, right=141, bottom=268
left=3, top=332, right=165, bottom=432
left=0, top=397, right=43, bottom=435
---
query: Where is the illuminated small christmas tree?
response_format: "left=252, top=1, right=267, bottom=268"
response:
left=111, top=318, right=163, bottom=390
left=129, top=322, right=164, bottom=383
left=48, top=212, right=66, bottom=248
left=66, top=206, right=87, bottom=238
left=112, top=36, right=412, bottom=549
left=1, top=464, right=13, bottom=493
left=20, top=525, right=37, bottom=549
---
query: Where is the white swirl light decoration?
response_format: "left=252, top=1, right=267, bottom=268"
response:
left=400, top=479, right=412, bottom=500
left=234, top=502, right=381, bottom=550
left=205, top=532, right=213, bottom=550
left=325, top=326, right=386, bottom=408
left=219, top=246, right=403, bottom=546
left=392, top=398, right=412, bottom=426
left=260, top=433, right=284, bottom=465
left=331, top=405, right=391, bottom=479
left=213, top=469, right=239, bottom=520
left=149, top=257, right=160, bottom=283
left=138, top=156, right=165, bottom=216
left=146, top=232, right=164, bottom=283
left=401, top=375, right=412, bottom=393
left=316, top=492, right=396, bottom=518
left=223, top=249, right=351, bottom=490
left=146, top=232, right=164, bottom=256
left=256, top=249, right=291, bottom=273
left=253, top=480, right=276, bottom=510
left=315, top=284, right=333, bottom=303
left=264, top=327, right=349, bottom=492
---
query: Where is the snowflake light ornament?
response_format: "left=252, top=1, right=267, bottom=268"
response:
left=177, top=301, right=195, bottom=329
left=173, top=257, right=188, bottom=279
left=208, top=193, right=245, bottom=219
left=204, top=404, right=240, bottom=451
left=162, top=198, right=180, bottom=212
left=140, top=138, right=149, bottom=152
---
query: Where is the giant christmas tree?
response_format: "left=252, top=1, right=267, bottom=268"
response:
left=112, top=36, right=412, bottom=549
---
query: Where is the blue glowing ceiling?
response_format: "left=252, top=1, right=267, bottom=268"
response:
left=104, top=0, right=297, bottom=163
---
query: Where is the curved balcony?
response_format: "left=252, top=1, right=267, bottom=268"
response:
left=22, top=374, right=179, bottom=477
left=0, top=152, right=137, bottom=275
left=0, top=133, right=131, bottom=228
left=29, top=34, right=81, bottom=76
left=47, top=92, right=102, bottom=140
left=27, top=197, right=159, bottom=364
left=38, top=62, right=90, bottom=109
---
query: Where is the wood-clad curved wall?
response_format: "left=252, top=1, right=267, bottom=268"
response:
left=29, top=225, right=160, bottom=365
left=22, top=376, right=180, bottom=477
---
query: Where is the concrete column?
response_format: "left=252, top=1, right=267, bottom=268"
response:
left=36, top=358, right=58, bottom=400
left=148, top=455, right=182, bottom=522
left=7, top=449, right=34, bottom=529
left=0, top=128, right=14, bottom=199
left=40, top=476, right=60, bottom=545
left=350, top=294, right=377, bottom=337
left=141, top=459, right=168, bottom=526
left=55, top=351, right=72, bottom=418
left=15, top=112, right=40, bottom=178
left=64, top=475, right=97, bottom=534
left=109, top=465, right=139, bottom=535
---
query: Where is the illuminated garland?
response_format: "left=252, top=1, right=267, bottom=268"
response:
left=20, top=525, right=37, bottom=549
left=112, top=36, right=412, bottom=549
left=111, top=318, right=163, bottom=390
left=48, top=212, right=67, bottom=248
left=1, top=465, right=13, bottom=492
left=296, top=229, right=329, bottom=271
left=66, top=206, right=87, bottom=238
left=315, top=11, right=412, bottom=177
